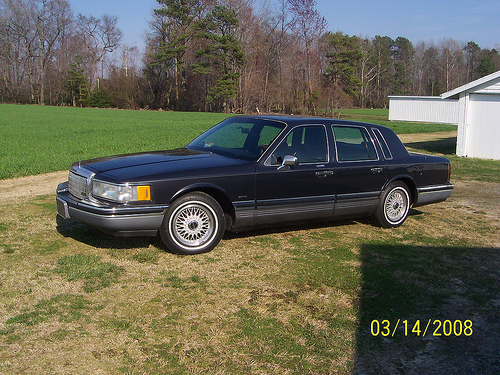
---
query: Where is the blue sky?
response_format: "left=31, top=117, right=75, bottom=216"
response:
left=67, top=0, right=499, bottom=51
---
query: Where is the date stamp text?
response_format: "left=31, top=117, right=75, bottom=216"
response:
left=370, top=319, right=473, bottom=337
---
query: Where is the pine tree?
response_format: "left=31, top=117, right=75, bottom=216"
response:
left=191, top=5, right=246, bottom=113
left=67, top=55, right=89, bottom=107
left=152, top=0, right=202, bottom=110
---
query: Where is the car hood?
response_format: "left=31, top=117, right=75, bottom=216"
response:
left=76, top=148, right=250, bottom=183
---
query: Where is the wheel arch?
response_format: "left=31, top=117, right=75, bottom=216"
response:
left=170, top=184, right=235, bottom=228
left=385, top=175, right=417, bottom=205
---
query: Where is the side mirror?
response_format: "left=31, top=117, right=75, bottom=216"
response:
left=278, top=155, right=299, bottom=171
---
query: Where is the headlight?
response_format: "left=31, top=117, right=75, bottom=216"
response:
left=92, top=180, right=151, bottom=203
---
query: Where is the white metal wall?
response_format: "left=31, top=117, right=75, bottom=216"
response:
left=388, top=96, right=459, bottom=124
left=463, top=94, right=500, bottom=159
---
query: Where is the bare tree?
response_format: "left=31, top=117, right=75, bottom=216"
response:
left=271, top=0, right=293, bottom=112
left=358, top=38, right=377, bottom=108
left=76, top=14, right=122, bottom=91
left=287, top=0, right=326, bottom=114
left=439, top=38, right=465, bottom=91
left=34, top=0, right=72, bottom=104
left=411, top=41, right=428, bottom=96
left=1, top=0, right=39, bottom=102
left=0, top=0, right=72, bottom=104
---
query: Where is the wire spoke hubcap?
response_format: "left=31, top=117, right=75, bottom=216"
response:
left=171, top=202, right=216, bottom=248
left=385, top=188, right=408, bottom=223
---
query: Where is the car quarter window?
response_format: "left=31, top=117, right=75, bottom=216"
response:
left=372, top=128, right=393, bottom=160
left=333, top=126, right=378, bottom=162
left=267, top=125, right=328, bottom=165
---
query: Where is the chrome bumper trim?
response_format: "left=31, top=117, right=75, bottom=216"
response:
left=57, top=183, right=168, bottom=237
left=414, top=183, right=453, bottom=207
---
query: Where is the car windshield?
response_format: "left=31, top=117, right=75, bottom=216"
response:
left=186, top=117, right=286, bottom=161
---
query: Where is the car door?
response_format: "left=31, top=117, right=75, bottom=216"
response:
left=254, top=124, right=335, bottom=224
left=332, top=125, right=388, bottom=216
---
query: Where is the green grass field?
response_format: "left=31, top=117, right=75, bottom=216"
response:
left=0, top=104, right=457, bottom=180
left=0, top=105, right=230, bottom=179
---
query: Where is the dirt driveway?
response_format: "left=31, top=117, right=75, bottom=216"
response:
left=0, top=170, right=67, bottom=203
left=398, top=130, right=458, bottom=144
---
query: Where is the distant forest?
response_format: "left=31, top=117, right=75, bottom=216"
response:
left=1, top=0, right=499, bottom=114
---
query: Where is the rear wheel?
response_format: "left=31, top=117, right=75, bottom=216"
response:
left=160, top=192, right=225, bottom=254
left=375, top=181, right=411, bottom=228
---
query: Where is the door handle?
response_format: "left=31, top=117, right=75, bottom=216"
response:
left=316, top=170, right=334, bottom=177
left=371, top=167, right=384, bottom=174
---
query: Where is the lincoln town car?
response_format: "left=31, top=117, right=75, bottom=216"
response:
left=56, top=116, right=453, bottom=254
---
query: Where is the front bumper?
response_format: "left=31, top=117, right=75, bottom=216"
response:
left=56, top=182, right=168, bottom=237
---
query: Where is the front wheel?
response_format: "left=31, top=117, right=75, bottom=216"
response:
left=160, top=192, right=225, bottom=255
left=375, top=181, right=411, bottom=228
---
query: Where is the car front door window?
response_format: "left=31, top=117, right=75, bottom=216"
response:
left=267, top=125, right=328, bottom=165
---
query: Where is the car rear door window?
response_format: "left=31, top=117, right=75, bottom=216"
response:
left=333, top=126, right=378, bottom=162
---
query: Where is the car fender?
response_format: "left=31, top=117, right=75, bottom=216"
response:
left=383, top=174, right=417, bottom=203
left=171, top=182, right=230, bottom=203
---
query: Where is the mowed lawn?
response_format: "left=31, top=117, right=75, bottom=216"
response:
left=1, top=105, right=499, bottom=374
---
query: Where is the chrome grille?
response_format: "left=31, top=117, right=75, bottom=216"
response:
left=68, top=171, right=89, bottom=199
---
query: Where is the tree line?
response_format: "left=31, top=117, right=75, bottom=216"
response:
left=1, top=0, right=499, bottom=114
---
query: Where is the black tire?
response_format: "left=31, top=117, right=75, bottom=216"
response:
left=375, top=181, right=411, bottom=228
left=160, top=192, right=225, bottom=254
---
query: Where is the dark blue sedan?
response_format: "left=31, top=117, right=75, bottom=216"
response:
left=57, top=116, right=453, bottom=254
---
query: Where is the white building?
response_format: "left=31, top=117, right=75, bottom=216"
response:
left=388, top=70, right=500, bottom=160
left=388, top=96, right=459, bottom=124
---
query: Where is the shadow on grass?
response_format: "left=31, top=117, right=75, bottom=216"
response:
left=355, top=244, right=500, bottom=375
left=56, top=213, right=363, bottom=251
left=56, top=215, right=160, bottom=250
left=56, top=210, right=425, bottom=251
left=404, top=137, right=457, bottom=155
left=225, top=209, right=423, bottom=241
left=224, top=217, right=363, bottom=240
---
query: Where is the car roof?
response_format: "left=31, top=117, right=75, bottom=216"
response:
left=235, top=115, right=387, bottom=130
